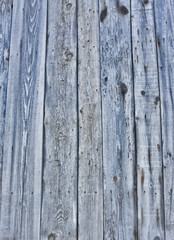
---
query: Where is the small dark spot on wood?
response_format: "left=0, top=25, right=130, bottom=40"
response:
left=137, top=56, right=138, bottom=63
left=104, top=77, right=108, bottom=82
left=48, top=233, right=56, bottom=240
left=156, top=209, right=159, bottom=225
left=154, top=237, right=160, bottom=240
left=167, top=152, right=171, bottom=157
left=141, top=169, right=144, bottom=185
left=95, top=191, right=97, bottom=194
left=137, top=29, right=139, bottom=35
left=144, top=0, right=149, bottom=4
left=155, top=96, right=160, bottom=102
left=157, top=37, right=160, bottom=48
left=119, top=6, right=129, bottom=15
left=141, top=91, right=145, bottom=95
left=100, top=7, right=107, bottom=22
left=84, top=191, right=86, bottom=193
left=159, top=175, right=162, bottom=184
left=113, top=176, right=117, bottom=182
left=145, top=114, right=146, bottom=120
left=80, top=108, right=83, bottom=114
left=66, top=3, right=72, bottom=10
left=11, top=192, right=13, bottom=195
left=157, top=144, right=160, bottom=150
left=88, top=161, right=90, bottom=166
left=65, top=50, right=73, bottom=62
left=87, top=40, right=90, bottom=42
left=96, top=148, right=98, bottom=151
left=120, top=83, right=128, bottom=95
left=146, top=27, right=148, bottom=30
left=141, top=208, right=143, bottom=218
left=144, top=65, right=147, bottom=71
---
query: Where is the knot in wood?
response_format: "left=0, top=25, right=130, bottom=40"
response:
left=120, top=83, right=128, bottom=95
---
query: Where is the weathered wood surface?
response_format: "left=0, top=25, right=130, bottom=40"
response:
left=99, top=0, right=137, bottom=239
left=0, top=0, right=174, bottom=239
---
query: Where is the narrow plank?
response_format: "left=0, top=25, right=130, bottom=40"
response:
left=154, top=0, right=174, bottom=239
left=131, top=0, right=164, bottom=239
left=0, top=0, right=13, bottom=216
left=0, top=0, right=47, bottom=239
left=77, top=0, right=103, bottom=239
left=99, top=0, right=137, bottom=239
left=40, top=0, right=78, bottom=239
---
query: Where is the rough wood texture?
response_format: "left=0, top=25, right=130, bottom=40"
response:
left=131, top=0, right=164, bottom=239
left=77, top=1, right=103, bottom=239
left=0, top=0, right=13, bottom=217
left=154, top=0, right=174, bottom=239
left=0, top=0, right=47, bottom=239
left=99, top=0, right=137, bottom=239
left=0, top=0, right=174, bottom=239
left=40, top=0, right=78, bottom=239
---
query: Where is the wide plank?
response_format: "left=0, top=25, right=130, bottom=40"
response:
left=0, top=0, right=47, bottom=239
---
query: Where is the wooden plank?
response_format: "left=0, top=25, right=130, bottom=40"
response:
left=0, top=0, right=47, bottom=239
left=0, top=0, right=13, bottom=217
left=40, top=0, right=78, bottom=239
left=131, top=1, right=165, bottom=239
left=154, top=0, right=174, bottom=239
left=77, top=1, right=103, bottom=239
left=99, top=0, right=137, bottom=239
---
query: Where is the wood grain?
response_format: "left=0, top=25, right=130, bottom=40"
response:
left=99, top=0, right=137, bottom=239
left=40, top=0, right=78, bottom=239
left=77, top=0, right=103, bottom=239
left=0, top=0, right=13, bottom=217
left=154, top=0, right=174, bottom=239
left=131, top=0, right=165, bottom=239
left=0, top=0, right=47, bottom=238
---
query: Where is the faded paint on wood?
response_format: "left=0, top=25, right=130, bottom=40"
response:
left=154, top=0, right=174, bottom=239
left=0, top=0, right=47, bottom=239
left=77, top=0, right=103, bottom=239
left=131, top=0, right=164, bottom=239
left=40, top=0, right=78, bottom=239
left=99, top=0, right=137, bottom=239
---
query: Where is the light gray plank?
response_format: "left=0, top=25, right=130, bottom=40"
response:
left=0, top=0, right=13, bottom=217
left=77, top=0, right=103, bottom=239
left=131, top=1, right=164, bottom=239
left=154, top=0, right=174, bottom=239
left=40, top=0, right=77, bottom=239
left=0, top=0, right=47, bottom=239
left=99, top=0, right=137, bottom=239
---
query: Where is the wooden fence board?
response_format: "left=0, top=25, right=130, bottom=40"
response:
left=0, top=0, right=13, bottom=217
left=40, top=0, right=78, bottom=239
left=99, top=0, right=137, bottom=239
left=77, top=0, right=103, bottom=239
left=154, top=0, right=174, bottom=239
left=131, top=1, right=164, bottom=239
left=0, top=0, right=47, bottom=239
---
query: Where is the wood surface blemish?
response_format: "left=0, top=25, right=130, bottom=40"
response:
left=100, top=7, right=107, bottom=22
left=120, top=82, right=128, bottom=95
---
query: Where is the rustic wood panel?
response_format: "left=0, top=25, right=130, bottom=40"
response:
left=0, top=0, right=13, bottom=217
left=40, top=0, right=78, bottom=239
left=77, top=0, right=103, bottom=239
left=99, top=0, right=137, bottom=239
left=0, top=0, right=47, bottom=239
left=154, top=0, right=174, bottom=239
left=131, top=0, right=164, bottom=239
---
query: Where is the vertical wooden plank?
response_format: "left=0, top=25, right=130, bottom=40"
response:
left=0, top=0, right=13, bottom=216
left=99, top=0, right=137, bottom=239
left=78, top=0, right=103, bottom=239
left=154, top=0, right=174, bottom=239
left=0, top=0, right=47, bottom=239
left=40, top=0, right=77, bottom=239
left=131, top=0, right=164, bottom=239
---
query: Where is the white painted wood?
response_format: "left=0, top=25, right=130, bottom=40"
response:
left=99, top=0, right=137, bottom=239
left=0, top=0, right=13, bottom=217
left=154, top=0, right=174, bottom=239
left=0, top=0, right=47, bottom=239
left=77, top=0, right=103, bottom=239
left=40, top=0, right=78, bottom=239
left=131, top=0, right=164, bottom=239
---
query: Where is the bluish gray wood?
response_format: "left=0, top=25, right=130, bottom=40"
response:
left=154, top=0, right=174, bottom=239
left=77, top=0, right=103, bottom=239
left=0, top=0, right=13, bottom=217
left=131, top=0, right=164, bottom=239
left=0, top=0, right=47, bottom=239
left=40, top=0, right=78, bottom=239
left=99, top=0, right=137, bottom=239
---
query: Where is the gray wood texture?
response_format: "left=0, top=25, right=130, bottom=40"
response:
left=40, top=0, right=78, bottom=239
left=99, top=0, right=137, bottom=239
left=0, top=0, right=174, bottom=239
